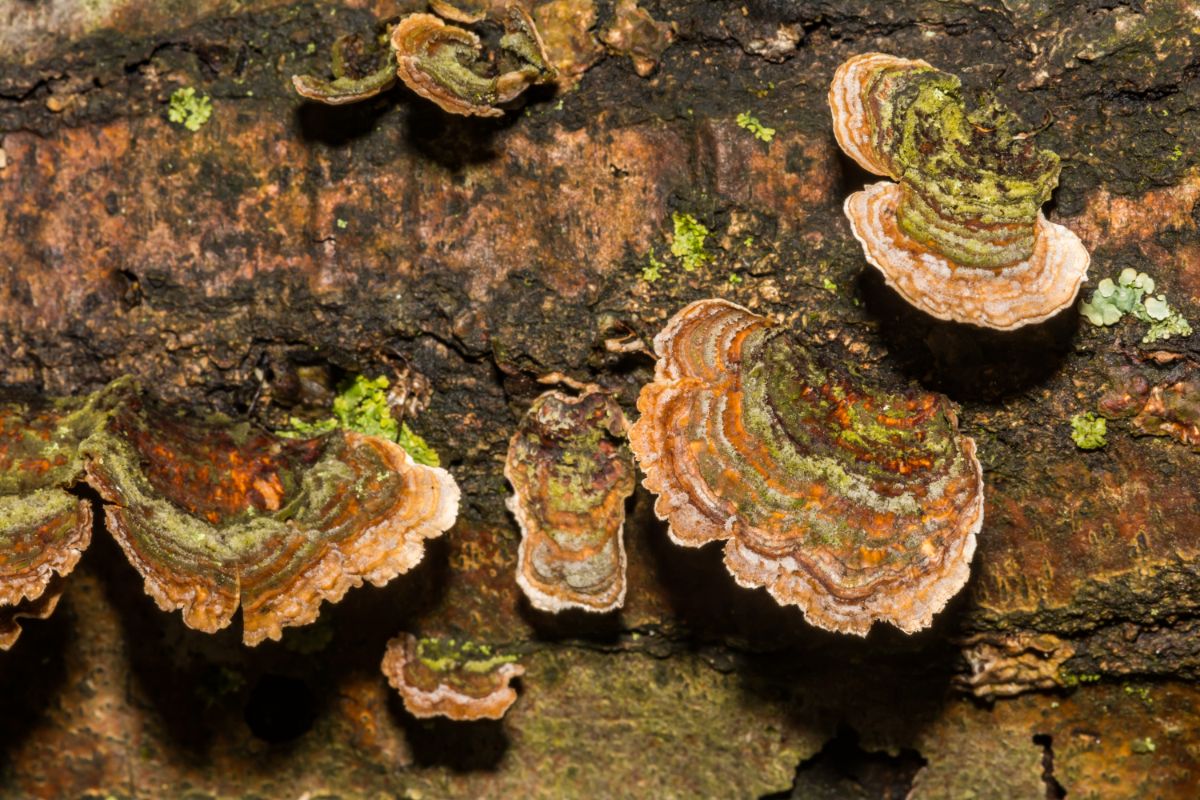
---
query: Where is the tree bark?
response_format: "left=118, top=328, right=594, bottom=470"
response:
left=1, top=0, right=1198, bottom=797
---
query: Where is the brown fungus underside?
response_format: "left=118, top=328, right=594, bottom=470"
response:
left=628, top=300, right=984, bottom=635
left=505, top=390, right=635, bottom=614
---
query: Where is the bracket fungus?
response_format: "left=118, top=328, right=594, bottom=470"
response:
left=628, top=300, right=984, bottom=635
left=292, top=32, right=399, bottom=105
left=0, top=381, right=459, bottom=649
left=79, top=383, right=459, bottom=646
left=382, top=633, right=524, bottom=720
left=830, top=53, right=1089, bottom=330
left=0, top=398, right=94, bottom=649
left=505, top=390, right=635, bottom=614
left=392, top=9, right=556, bottom=117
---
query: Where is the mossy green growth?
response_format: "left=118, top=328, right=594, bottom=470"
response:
left=396, top=422, right=440, bottom=467
left=1070, top=412, right=1107, bottom=450
left=415, top=637, right=517, bottom=675
left=736, top=112, right=775, bottom=143
left=331, top=375, right=398, bottom=440
left=670, top=213, right=712, bottom=272
left=1059, top=670, right=1102, bottom=688
left=1130, top=737, right=1157, bottom=754
left=884, top=68, right=1060, bottom=268
left=641, top=247, right=665, bottom=282
left=1080, top=268, right=1192, bottom=343
left=284, top=375, right=441, bottom=466
left=167, top=87, right=213, bottom=132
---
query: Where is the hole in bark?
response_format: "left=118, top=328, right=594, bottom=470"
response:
left=244, top=674, right=317, bottom=743
left=763, top=725, right=926, bottom=799
left=116, top=268, right=143, bottom=309
left=1033, top=733, right=1068, bottom=799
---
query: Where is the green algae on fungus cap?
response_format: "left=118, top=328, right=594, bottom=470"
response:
left=292, top=32, right=398, bottom=106
left=628, top=300, right=983, bottom=635
left=0, top=396, right=95, bottom=649
left=382, top=633, right=524, bottom=720
left=391, top=9, right=555, bottom=118
left=831, top=53, right=1089, bottom=329
left=505, top=390, right=635, bottom=614
left=80, top=383, right=459, bottom=646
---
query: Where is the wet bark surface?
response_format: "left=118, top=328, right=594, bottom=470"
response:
left=1, top=0, right=1199, bottom=797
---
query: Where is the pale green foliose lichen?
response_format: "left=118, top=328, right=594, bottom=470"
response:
left=396, top=423, right=441, bottom=468
left=1079, top=268, right=1192, bottom=343
left=1070, top=412, right=1107, bottom=450
left=167, top=87, right=213, bottom=132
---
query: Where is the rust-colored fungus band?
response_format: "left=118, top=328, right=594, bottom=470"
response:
left=830, top=52, right=1089, bottom=329
left=382, top=633, right=524, bottom=720
left=0, top=398, right=94, bottom=650
left=506, top=390, right=635, bottom=614
left=81, top=384, right=459, bottom=646
left=629, top=299, right=984, bottom=635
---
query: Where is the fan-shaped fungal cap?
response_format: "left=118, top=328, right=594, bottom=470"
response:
left=828, top=52, right=935, bottom=178
left=80, top=387, right=459, bottom=646
left=831, top=53, right=1089, bottom=329
left=846, top=181, right=1089, bottom=329
left=628, top=300, right=983, bottom=635
left=0, top=398, right=94, bottom=648
left=391, top=10, right=555, bottom=117
left=292, top=33, right=398, bottom=106
left=382, top=633, right=524, bottom=720
left=505, top=390, right=635, bottom=614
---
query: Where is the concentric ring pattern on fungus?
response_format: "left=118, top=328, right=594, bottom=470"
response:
left=382, top=633, right=524, bottom=721
left=831, top=52, right=1089, bottom=330
left=0, top=396, right=94, bottom=649
left=628, top=299, right=984, bottom=635
left=506, top=390, right=635, bottom=614
left=81, top=385, right=459, bottom=646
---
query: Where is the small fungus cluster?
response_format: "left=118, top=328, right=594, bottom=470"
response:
left=0, top=379, right=459, bottom=649
left=293, top=4, right=556, bottom=116
left=600, top=0, right=675, bottom=77
left=830, top=53, right=1089, bottom=329
left=382, top=633, right=524, bottom=720
left=505, top=390, right=635, bottom=614
left=628, top=300, right=984, bottom=635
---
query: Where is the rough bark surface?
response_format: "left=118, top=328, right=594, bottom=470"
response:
left=1, top=0, right=1199, bottom=797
